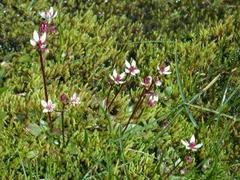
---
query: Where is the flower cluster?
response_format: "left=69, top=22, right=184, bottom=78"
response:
left=140, top=65, right=171, bottom=107
left=179, top=134, right=203, bottom=175
left=39, top=7, right=57, bottom=33
left=30, top=7, right=58, bottom=52
left=30, top=7, right=80, bottom=115
left=41, top=93, right=80, bottom=113
left=107, top=57, right=172, bottom=132
left=108, top=59, right=171, bottom=108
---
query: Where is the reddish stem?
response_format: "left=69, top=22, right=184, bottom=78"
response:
left=107, top=83, right=124, bottom=110
left=106, top=83, right=113, bottom=110
left=61, top=104, right=65, bottom=147
left=122, top=82, right=155, bottom=133
left=39, top=50, right=52, bottom=128
left=122, top=88, right=146, bottom=133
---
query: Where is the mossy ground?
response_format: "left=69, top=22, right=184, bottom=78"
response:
left=0, top=0, right=240, bottom=179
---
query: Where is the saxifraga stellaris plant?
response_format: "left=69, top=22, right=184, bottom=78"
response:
left=105, top=58, right=171, bottom=133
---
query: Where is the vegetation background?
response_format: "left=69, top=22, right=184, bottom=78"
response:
left=0, top=0, right=240, bottom=179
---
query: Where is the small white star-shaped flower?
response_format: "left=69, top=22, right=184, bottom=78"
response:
left=147, top=93, right=159, bottom=107
left=155, top=79, right=162, bottom=87
left=141, top=76, right=152, bottom=87
left=109, top=69, right=126, bottom=85
left=39, top=7, right=57, bottom=23
left=125, top=58, right=140, bottom=76
left=157, top=65, right=171, bottom=75
left=181, top=134, right=203, bottom=152
left=41, top=100, right=55, bottom=113
left=70, top=92, right=80, bottom=106
left=30, top=30, right=47, bottom=49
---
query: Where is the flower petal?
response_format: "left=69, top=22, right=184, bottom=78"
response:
left=135, top=69, right=140, bottom=74
left=109, top=75, right=114, bottom=81
left=53, top=11, right=57, bottom=18
left=154, top=95, right=159, bottom=101
left=49, top=7, right=54, bottom=16
left=39, top=11, right=46, bottom=19
left=120, top=72, right=126, bottom=79
left=125, top=68, right=130, bottom=73
left=40, top=32, right=47, bottom=43
left=30, top=39, right=36, bottom=46
left=33, top=30, right=39, bottom=42
left=113, top=69, right=117, bottom=78
left=125, top=60, right=131, bottom=68
left=181, top=140, right=189, bottom=147
left=41, top=100, right=47, bottom=107
left=131, top=59, right=136, bottom=67
left=190, top=135, right=196, bottom=144
left=195, top=143, right=203, bottom=149
left=43, top=109, right=49, bottom=113
left=191, top=148, right=198, bottom=152
left=165, top=65, right=170, bottom=71
left=164, top=71, right=171, bottom=75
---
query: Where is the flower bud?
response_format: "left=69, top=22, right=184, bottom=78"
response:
left=40, top=21, right=48, bottom=33
left=60, top=93, right=68, bottom=105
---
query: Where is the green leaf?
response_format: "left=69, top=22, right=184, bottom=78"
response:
left=165, top=86, right=173, bottom=96
left=26, top=150, right=39, bottom=159
left=26, top=123, right=42, bottom=136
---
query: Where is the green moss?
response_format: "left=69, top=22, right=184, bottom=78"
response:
left=0, top=0, right=239, bottom=179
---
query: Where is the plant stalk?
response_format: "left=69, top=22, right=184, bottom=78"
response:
left=122, top=88, right=146, bottom=133
left=123, top=82, right=155, bottom=133
left=39, top=50, right=52, bottom=128
left=107, top=83, right=124, bottom=110
left=106, top=83, right=113, bottom=110
left=61, top=105, right=65, bottom=147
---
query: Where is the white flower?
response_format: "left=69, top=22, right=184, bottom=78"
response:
left=39, top=7, right=57, bottom=23
left=157, top=65, right=171, bottom=75
left=30, top=30, right=47, bottom=49
left=155, top=79, right=162, bottom=87
left=41, top=100, right=55, bottom=113
left=109, top=69, right=126, bottom=85
left=125, top=58, right=140, bottom=76
left=147, top=93, right=159, bottom=107
left=181, top=134, right=203, bottom=152
left=70, top=92, right=80, bottom=106
left=141, top=76, right=152, bottom=87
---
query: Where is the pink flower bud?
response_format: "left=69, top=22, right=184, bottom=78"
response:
left=60, top=93, right=68, bottom=105
left=39, top=21, right=48, bottom=33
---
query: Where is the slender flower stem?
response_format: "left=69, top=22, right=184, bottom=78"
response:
left=122, top=82, right=155, bottom=133
left=39, top=50, right=52, bottom=128
left=122, top=88, right=146, bottom=133
left=106, top=83, right=113, bottom=110
left=107, top=74, right=129, bottom=110
left=61, top=105, right=65, bottom=147
left=107, top=83, right=124, bottom=110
